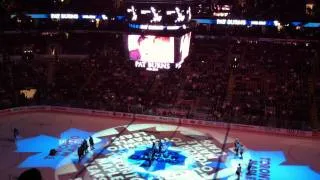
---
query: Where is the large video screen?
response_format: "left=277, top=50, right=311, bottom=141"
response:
left=175, top=32, right=191, bottom=69
left=126, top=4, right=192, bottom=25
left=180, top=32, right=191, bottom=62
left=128, top=35, right=174, bottom=63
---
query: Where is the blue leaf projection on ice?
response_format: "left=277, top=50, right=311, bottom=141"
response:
left=16, top=128, right=106, bottom=169
left=121, top=142, right=193, bottom=180
left=102, top=143, right=320, bottom=180
left=14, top=125, right=320, bottom=180
left=124, top=148, right=320, bottom=180
left=218, top=150, right=320, bottom=180
left=128, top=142, right=187, bottom=172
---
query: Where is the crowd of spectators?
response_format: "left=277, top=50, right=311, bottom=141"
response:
left=193, top=24, right=320, bottom=40
left=0, top=32, right=318, bottom=131
left=180, top=39, right=230, bottom=120
left=230, top=41, right=313, bottom=129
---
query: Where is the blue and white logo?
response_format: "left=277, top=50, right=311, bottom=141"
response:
left=15, top=124, right=320, bottom=180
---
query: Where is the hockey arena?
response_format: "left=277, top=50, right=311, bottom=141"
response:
left=0, top=107, right=319, bottom=180
left=1, top=0, right=320, bottom=179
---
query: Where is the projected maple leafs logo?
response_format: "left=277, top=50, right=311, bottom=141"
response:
left=90, top=124, right=320, bottom=180
left=14, top=123, right=318, bottom=180
left=15, top=128, right=106, bottom=169
left=128, top=142, right=187, bottom=172
left=218, top=150, right=320, bottom=180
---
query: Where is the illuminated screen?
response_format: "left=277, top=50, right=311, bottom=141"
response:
left=126, top=5, right=192, bottom=25
left=175, top=32, right=191, bottom=69
left=179, top=32, right=191, bottom=62
left=128, top=35, right=174, bottom=63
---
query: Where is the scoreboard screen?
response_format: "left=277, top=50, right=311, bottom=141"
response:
left=128, top=34, right=175, bottom=63
left=124, top=0, right=192, bottom=71
left=124, top=32, right=191, bottom=71
left=176, top=32, right=191, bottom=68
left=126, top=4, right=192, bottom=25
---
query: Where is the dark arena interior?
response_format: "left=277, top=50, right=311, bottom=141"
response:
left=0, top=0, right=320, bottom=180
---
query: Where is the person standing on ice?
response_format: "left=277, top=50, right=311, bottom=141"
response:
left=239, top=144, right=244, bottom=159
left=83, top=139, right=89, bottom=153
left=247, top=159, right=253, bottom=175
left=77, top=147, right=82, bottom=162
left=236, top=164, right=241, bottom=179
left=89, top=136, right=94, bottom=150
left=13, top=128, right=19, bottom=141
left=234, top=138, right=240, bottom=156
left=152, top=141, right=156, bottom=151
left=158, top=139, right=163, bottom=153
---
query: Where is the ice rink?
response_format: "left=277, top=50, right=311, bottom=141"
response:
left=0, top=111, right=319, bottom=180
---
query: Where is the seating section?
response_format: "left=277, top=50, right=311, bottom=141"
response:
left=0, top=33, right=318, bottom=130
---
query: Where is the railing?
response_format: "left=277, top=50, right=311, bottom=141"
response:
left=0, top=105, right=318, bottom=138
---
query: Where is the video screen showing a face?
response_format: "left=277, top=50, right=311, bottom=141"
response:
left=128, top=35, right=174, bottom=63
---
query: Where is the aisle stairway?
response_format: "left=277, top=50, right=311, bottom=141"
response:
left=149, top=74, right=160, bottom=94
left=47, top=61, right=55, bottom=85
left=77, top=70, right=96, bottom=98
left=310, top=51, right=320, bottom=129
left=225, top=72, right=235, bottom=103
left=308, top=76, right=318, bottom=129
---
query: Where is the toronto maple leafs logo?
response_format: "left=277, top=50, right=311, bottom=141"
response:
left=15, top=124, right=320, bottom=180
left=15, top=128, right=106, bottom=169
left=128, top=142, right=187, bottom=172
left=79, top=124, right=320, bottom=180
left=219, top=149, right=320, bottom=180
left=77, top=124, right=231, bottom=179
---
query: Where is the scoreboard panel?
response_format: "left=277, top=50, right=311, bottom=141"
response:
left=123, top=32, right=192, bottom=71
left=124, top=0, right=193, bottom=71
left=126, top=4, right=192, bottom=25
